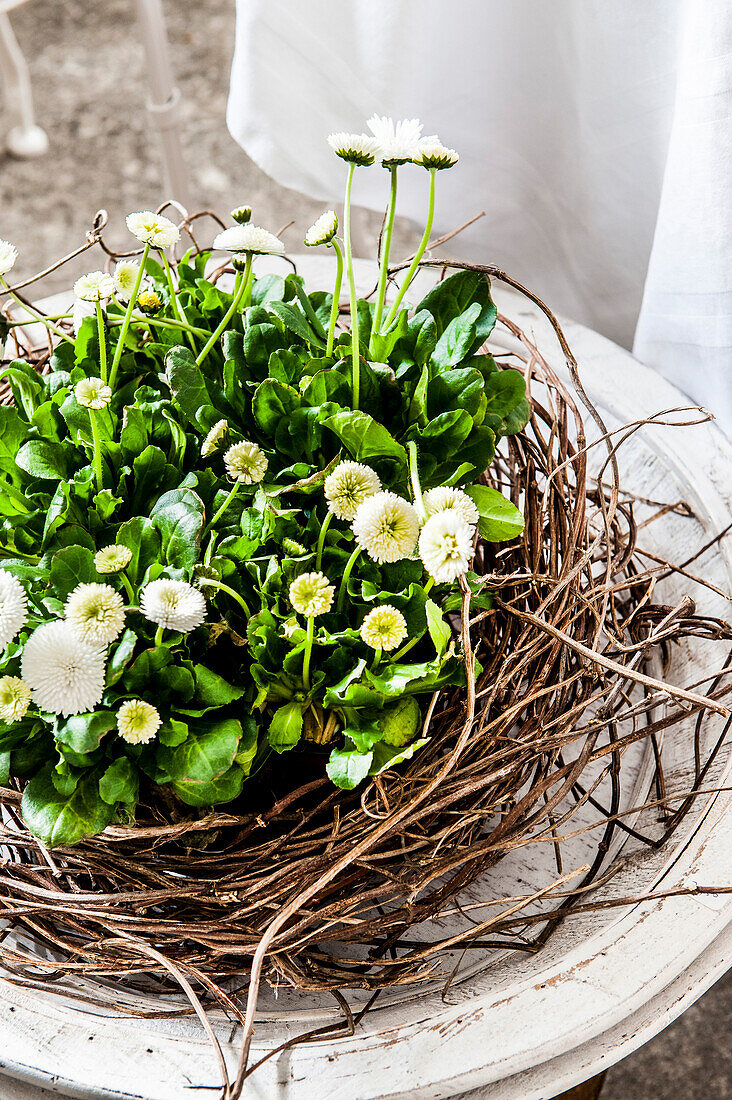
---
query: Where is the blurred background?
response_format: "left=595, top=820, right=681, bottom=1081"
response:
left=0, top=2, right=729, bottom=1097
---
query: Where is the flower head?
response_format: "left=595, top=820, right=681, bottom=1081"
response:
left=126, top=211, right=180, bottom=249
left=327, top=132, right=380, bottom=166
left=325, top=461, right=381, bottom=521
left=137, top=288, right=162, bottom=314
left=424, top=486, right=479, bottom=527
left=224, top=440, right=268, bottom=484
left=140, top=579, right=206, bottom=633
left=66, top=583, right=126, bottom=645
left=73, top=270, right=115, bottom=302
left=21, top=621, right=106, bottom=716
left=95, top=544, right=133, bottom=574
left=0, top=239, right=18, bottom=277
left=419, top=511, right=474, bottom=583
left=0, top=571, right=28, bottom=650
left=231, top=205, right=252, bottom=224
left=0, top=676, right=31, bottom=722
left=117, top=699, right=161, bottom=745
left=367, top=116, right=424, bottom=165
left=304, top=210, right=338, bottom=247
left=75, top=376, right=112, bottom=410
left=113, top=260, right=140, bottom=301
left=415, top=141, right=459, bottom=170
left=352, top=492, right=420, bottom=564
left=201, top=418, right=229, bottom=457
left=212, top=224, right=285, bottom=255
left=289, top=572, right=335, bottom=618
left=360, top=605, right=408, bottom=652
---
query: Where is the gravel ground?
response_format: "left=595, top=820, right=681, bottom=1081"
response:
left=0, top=2, right=729, bottom=1098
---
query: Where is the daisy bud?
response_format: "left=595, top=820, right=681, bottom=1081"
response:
left=200, top=418, right=229, bottom=458
left=73, top=271, right=115, bottom=303
left=140, top=579, right=207, bottom=633
left=230, top=205, right=252, bottom=224
left=419, top=511, right=474, bottom=583
left=415, top=141, right=459, bottom=170
left=289, top=572, right=335, bottom=618
left=94, top=544, right=133, bottom=574
left=304, top=211, right=338, bottom=247
left=0, top=571, right=28, bottom=650
left=113, top=260, right=141, bottom=302
left=21, top=621, right=106, bottom=717
left=65, top=583, right=126, bottom=645
left=212, top=225, right=285, bottom=256
left=117, top=699, right=161, bottom=745
left=0, top=675, right=32, bottom=723
left=137, top=288, right=163, bottom=314
left=423, top=486, right=479, bottom=527
left=0, top=239, right=18, bottom=277
left=327, top=132, right=380, bottom=167
left=224, top=440, right=268, bottom=484
left=126, top=211, right=180, bottom=249
left=75, top=377, right=112, bottom=410
left=367, top=115, right=424, bottom=166
left=360, top=605, right=408, bottom=652
left=352, top=491, right=420, bottom=565
left=324, top=461, right=381, bottom=521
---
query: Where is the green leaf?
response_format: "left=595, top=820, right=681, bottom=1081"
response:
left=431, top=302, right=481, bottom=369
left=326, top=746, right=373, bottom=790
left=193, top=664, right=246, bottom=706
left=417, top=270, right=497, bottom=349
left=252, top=378, right=300, bottom=436
left=0, top=407, right=29, bottom=485
left=116, top=517, right=161, bottom=585
left=163, top=718, right=241, bottom=785
left=16, top=439, right=68, bottom=481
left=324, top=409, right=407, bottom=467
left=50, top=545, right=97, bottom=600
left=56, top=710, right=116, bottom=754
left=21, top=764, right=115, bottom=847
left=165, top=345, right=217, bottom=431
left=464, top=484, right=525, bottom=542
left=425, top=599, right=452, bottom=657
left=106, top=630, right=138, bottom=687
left=268, top=701, right=303, bottom=753
left=171, top=763, right=245, bottom=807
left=369, top=737, right=429, bottom=775
left=99, top=757, right=139, bottom=805
left=150, top=488, right=205, bottom=571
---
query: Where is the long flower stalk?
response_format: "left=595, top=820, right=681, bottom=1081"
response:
left=337, top=544, right=362, bottom=612
left=109, top=241, right=149, bottom=388
left=370, top=164, right=398, bottom=352
left=89, top=411, right=104, bottom=492
left=196, top=257, right=251, bottom=368
left=95, top=301, right=108, bottom=384
left=343, top=162, right=361, bottom=410
left=160, top=250, right=195, bottom=352
left=383, top=166, right=436, bottom=331
left=325, top=239, right=344, bottom=357
left=0, top=276, right=73, bottom=345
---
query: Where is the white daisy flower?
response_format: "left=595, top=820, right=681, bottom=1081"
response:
left=224, top=440, right=268, bottom=484
left=94, top=544, right=133, bottom=574
left=73, top=270, right=115, bottom=303
left=75, top=377, right=112, bottom=410
left=230, top=205, right=252, bottom=224
left=201, top=418, right=229, bottom=457
left=113, top=260, right=141, bottom=302
left=140, top=579, right=207, bottom=633
left=304, top=210, right=338, bottom=247
left=21, top=621, right=106, bottom=717
left=324, top=460, right=381, bottom=521
left=415, top=140, right=459, bottom=170
left=0, top=571, right=28, bottom=650
left=360, top=605, right=408, bottom=652
left=0, top=675, right=32, bottom=722
left=65, top=583, right=126, bottom=645
left=352, top=491, right=420, bottom=564
left=423, top=486, right=479, bottom=527
left=289, top=572, right=335, bottom=618
left=126, top=211, right=180, bottom=249
left=117, top=699, right=161, bottom=745
left=367, top=115, right=424, bottom=165
left=0, top=239, right=18, bottom=277
left=419, top=511, right=474, bottom=583
left=327, top=132, right=380, bottom=166
left=212, top=224, right=285, bottom=255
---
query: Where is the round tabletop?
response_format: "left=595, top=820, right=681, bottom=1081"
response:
left=0, top=257, right=730, bottom=1100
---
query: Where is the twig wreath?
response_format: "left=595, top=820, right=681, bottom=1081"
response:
left=0, top=116, right=730, bottom=1095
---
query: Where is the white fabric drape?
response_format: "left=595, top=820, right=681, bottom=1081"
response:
left=227, top=0, right=732, bottom=433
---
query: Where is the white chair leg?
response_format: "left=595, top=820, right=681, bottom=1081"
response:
left=0, top=12, right=49, bottom=157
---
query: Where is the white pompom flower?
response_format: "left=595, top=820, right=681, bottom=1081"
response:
left=0, top=676, right=32, bottom=722
left=0, top=239, right=18, bottom=277
left=415, top=140, right=459, bottom=170
left=21, top=621, right=106, bottom=717
left=95, top=544, right=133, bottom=574
left=201, top=418, right=229, bottom=457
left=212, top=224, right=285, bottom=255
left=360, top=605, right=408, bottom=652
left=419, top=511, right=474, bottom=583
left=289, top=572, right=335, bottom=618
left=75, top=376, right=112, bottom=410
left=367, top=115, right=424, bottom=165
left=113, top=260, right=141, bottom=301
left=352, top=491, right=420, bottom=564
left=304, top=210, right=338, bottom=247
left=65, top=583, right=126, bottom=645
left=324, top=461, right=381, bottom=521
left=224, top=440, right=268, bottom=484
left=126, top=211, right=180, bottom=249
left=117, top=699, right=161, bottom=745
left=73, top=270, right=115, bottom=303
left=0, top=571, right=28, bottom=650
left=327, top=132, right=380, bottom=166
left=140, top=579, right=207, bottom=633
left=423, top=486, right=479, bottom=527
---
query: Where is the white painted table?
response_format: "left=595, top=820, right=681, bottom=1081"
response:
left=0, top=258, right=730, bottom=1099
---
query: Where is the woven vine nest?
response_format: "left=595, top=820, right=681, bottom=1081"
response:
left=0, top=228, right=730, bottom=1089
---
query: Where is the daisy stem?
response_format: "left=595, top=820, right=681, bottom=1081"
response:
left=315, top=511, right=333, bottom=570
left=89, top=410, right=104, bottom=492
left=407, top=440, right=427, bottom=522
left=326, top=239, right=344, bottom=358
left=204, top=480, right=241, bottom=536
left=383, top=167, right=436, bottom=331
left=95, top=301, right=108, bottom=383
left=302, top=616, right=315, bottom=690
left=371, top=164, right=398, bottom=352
left=154, top=625, right=165, bottom=647
left=0, top=276, right=74, bottom=345
left=119, top=573, right=136, bottom=602
left=109, top=315, right=210, bottom=338
left=343, top=161, right=360, bottom=410
left=196, top=259, right=250, bottom=367
left=109, top=242, right=149, bottom=389
left=369, top=646, right=382, bottom=671
left=161, top=250, right=196, bottom=352
left=202, top=578, right=251, bottom=618
left=337, top=544, right=362, bottom=613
